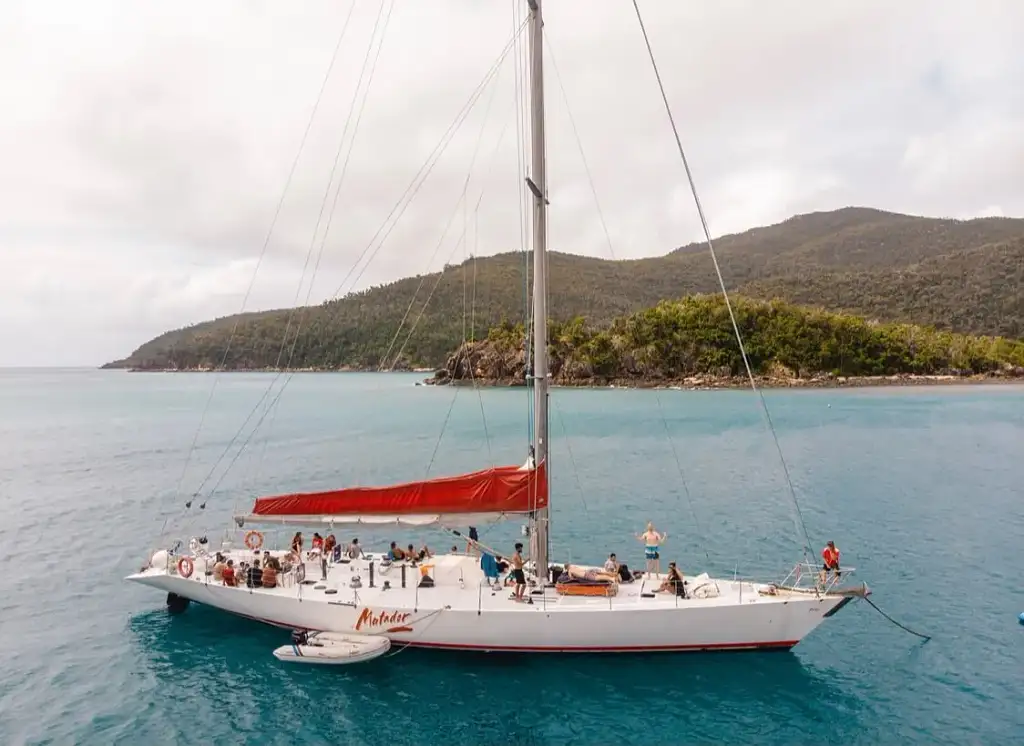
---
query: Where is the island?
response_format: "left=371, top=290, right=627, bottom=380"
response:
left=426, top=296, right=1024, bottom=389
left=101, top=207, right=1024, bottom=377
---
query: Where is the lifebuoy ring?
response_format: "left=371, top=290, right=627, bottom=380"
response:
left=295, top=563, right=306, bottom=583
left=178, top=556, right=194, bottom=578
left=244, top=530, right=264, bottom=551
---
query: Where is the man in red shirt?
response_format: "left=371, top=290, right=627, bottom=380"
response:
left=819, top=540, right=840, bottom=585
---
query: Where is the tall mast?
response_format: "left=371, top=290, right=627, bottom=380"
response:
left=527, top=0, right=550, bottom=583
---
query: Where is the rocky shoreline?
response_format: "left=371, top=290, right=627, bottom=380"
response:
left=105, top=365, right=1024, bottom=389
left=107, top=357, right=1024, bottom=391
left=424, top=371, right=1024, bottom=390
left=421, top=336, right=1024, bottom=390
left=111, top=365, right=436, bottom=374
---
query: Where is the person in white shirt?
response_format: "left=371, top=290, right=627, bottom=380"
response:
left=603, top=553, right=620, bottom=574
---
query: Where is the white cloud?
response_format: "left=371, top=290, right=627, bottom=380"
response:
left=1, top=0, right=1022, bottom=365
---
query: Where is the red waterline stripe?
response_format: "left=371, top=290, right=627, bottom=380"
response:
left=398, top=640, right=798, bottom=652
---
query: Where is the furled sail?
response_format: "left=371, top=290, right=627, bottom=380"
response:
left=235, top=461, right=547, bottom=527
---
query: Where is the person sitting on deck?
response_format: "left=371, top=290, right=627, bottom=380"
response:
left=388, top=542, right=406, bottom=561
left=657, top=562, right=686, bottom=598
left=604, top=553, right=620, bottom=574
left=262, top=563, right=278, bottom=588
left=290, top=532, right=303, bottom=555
left=245, top=560, right=263, bottom=589
left=213, top=554, right=227, bottom=582
left=345, top=538, right=364, bottom=560
left=407, top=543, right=432, bottom=563
left=311, top=533, right=324, bottom=553
left=820, top=540, right=841, bottom=585
left=222, top=560, right=236, bottom=587
left=324, top=534, right=337, bottom=558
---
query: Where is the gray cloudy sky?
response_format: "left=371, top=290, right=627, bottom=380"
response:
left=2, top=0, right=1022, bottom=366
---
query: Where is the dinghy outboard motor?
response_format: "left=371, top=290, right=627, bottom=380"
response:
left=291, top=630, right=309, bottom=646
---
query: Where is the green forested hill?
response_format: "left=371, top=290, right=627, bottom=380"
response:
left=103, top=207, right=1024, bottom=371
left=431, top=295, right=1024, bottom=386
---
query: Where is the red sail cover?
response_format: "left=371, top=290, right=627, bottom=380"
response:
left=250, top=462, right=547, bottom=517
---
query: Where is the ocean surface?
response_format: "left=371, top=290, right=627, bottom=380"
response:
left=0, top=369, right=1022, bottom=745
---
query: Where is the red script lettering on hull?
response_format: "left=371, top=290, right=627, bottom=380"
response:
left=355, top=608, right=414, bottom=633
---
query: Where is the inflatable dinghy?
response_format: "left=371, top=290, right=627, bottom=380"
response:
left=273, top=631, right=391, bottom=665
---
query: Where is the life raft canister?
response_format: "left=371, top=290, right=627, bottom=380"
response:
left=244, top=530, right=264, bottom=551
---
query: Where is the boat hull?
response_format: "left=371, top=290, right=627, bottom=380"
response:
left=127, top=554, right=855, bottom=653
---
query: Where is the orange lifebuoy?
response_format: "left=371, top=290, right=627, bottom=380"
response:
left=244, top=530, right=264, bottom=551
left=177, top=556, right=194, bottom=578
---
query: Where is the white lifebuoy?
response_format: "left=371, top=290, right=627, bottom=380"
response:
left=177, top=556, right=195, bottom=578
left=244, top=530, right=264, bottom=551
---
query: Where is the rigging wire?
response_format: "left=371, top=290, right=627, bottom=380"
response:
left=377, top=54, right=507, bottom=372
left=188, top=18, right=530, bottom=508
left=393, top=108, right=519, bottom=464
left=185, top=1, right=394, bottom=511
left=546, top=27, right=710, bottom=554
left=328, top=17, right=530, bottom=304
left=630, top=0, right=813, bottom=561
left=512, top=0, right=534, bottom=446
left=252, top=0, right=393, bottom=412
left=654, top=394, right=708, bottom=562
left=385, top=106, right=515, bottom=372
left=544, top=34, right=616, bottom=261
left=550, top=395, right=588, bottom=513
left=232, top=0, right=396, bottom=512
left=156, top=1, right=358, bottom=542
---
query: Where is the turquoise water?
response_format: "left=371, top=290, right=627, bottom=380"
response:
left=1, top=369, right=1022, bottom=745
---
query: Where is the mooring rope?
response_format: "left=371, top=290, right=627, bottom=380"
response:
left=863, top=595, right=932, bottom=641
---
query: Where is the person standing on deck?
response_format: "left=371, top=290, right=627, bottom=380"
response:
left=510, top=542, right=527, bottom=601
left=820, top=540, right=841, bottom=585
left=637, top=522, right=667, bottom=576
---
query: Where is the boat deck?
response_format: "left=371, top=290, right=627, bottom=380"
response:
left=132, top=546, right=826, bottom=614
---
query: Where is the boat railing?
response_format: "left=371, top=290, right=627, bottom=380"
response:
left=777, top=562, right=856, bottom=593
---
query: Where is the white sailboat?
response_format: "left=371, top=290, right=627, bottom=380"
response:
left=127, top=0, right=867, bottom=655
